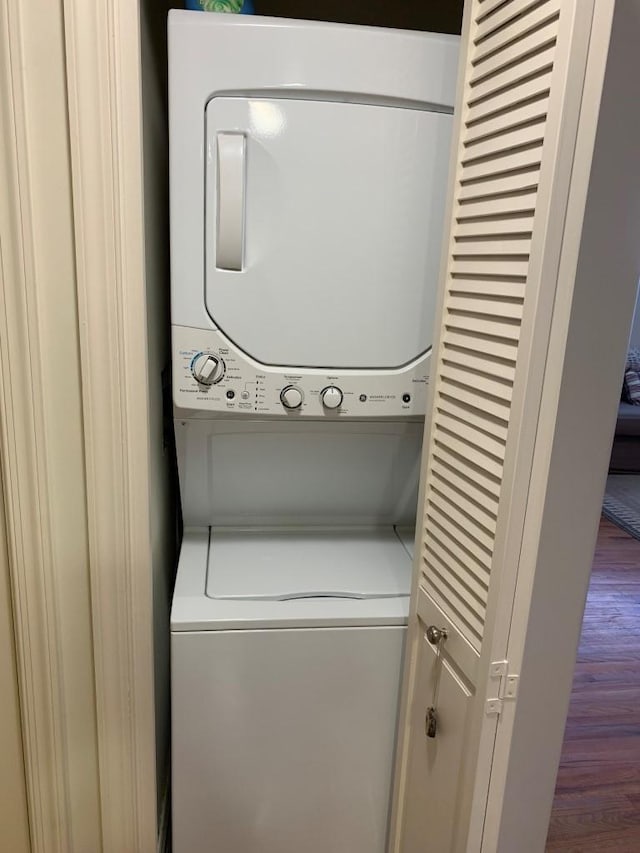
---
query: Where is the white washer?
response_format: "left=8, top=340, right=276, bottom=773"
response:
left=169, top=12, right=458, bottom=853
left=172, top=527, right=415, bottom=853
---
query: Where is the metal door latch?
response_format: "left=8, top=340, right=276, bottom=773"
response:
left=426, top=625, right=448, bottom=646
left=424, top=624, right=449, bottom=739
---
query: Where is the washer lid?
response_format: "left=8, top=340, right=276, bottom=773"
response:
left=206, top=529, right=412, bottom=601
left=205, top=96, right=453, bottom=369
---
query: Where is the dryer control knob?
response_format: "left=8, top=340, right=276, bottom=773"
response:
left=320, top=386, right=343, bottom=410
left=280, top=385, right=303, bottom=410
left=192, top=353, right=225, bottom=385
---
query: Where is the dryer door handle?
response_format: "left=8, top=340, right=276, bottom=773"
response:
left=216, top=132, right=246, bottom=271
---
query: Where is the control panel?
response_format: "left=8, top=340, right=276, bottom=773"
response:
left=173, top=325, right=430, bottom=417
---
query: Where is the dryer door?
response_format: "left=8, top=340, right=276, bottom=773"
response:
left=205, top=96, right=452, bottom=370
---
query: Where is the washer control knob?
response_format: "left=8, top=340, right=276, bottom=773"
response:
left=280, top=385, right=303, bottom=410
left=192, top=353, right=224, bottom=385
left=320, top=386, right=343, bottom=410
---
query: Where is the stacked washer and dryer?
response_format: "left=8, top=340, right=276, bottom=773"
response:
left=169, top=11, right=458, bottom=853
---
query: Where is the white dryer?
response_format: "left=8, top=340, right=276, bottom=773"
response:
left=169, top=11, right=458, bottom=853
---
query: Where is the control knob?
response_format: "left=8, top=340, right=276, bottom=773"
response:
left=320, top=386, right=343, bottom=410
left=280, top=385, right=303, bottom=410
left=192, top=353, right=225, bottom=385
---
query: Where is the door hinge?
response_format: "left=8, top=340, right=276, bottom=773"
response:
left=485, top=660, right=519, bottom=717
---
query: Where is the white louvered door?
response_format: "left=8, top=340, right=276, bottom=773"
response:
left=390, top=1, right=640, bottom=851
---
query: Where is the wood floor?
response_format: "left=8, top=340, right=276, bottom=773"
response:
left=546, top=517, right=640, bottom=851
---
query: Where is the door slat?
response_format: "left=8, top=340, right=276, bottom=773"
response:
left=417, top=2, right=561, bottom=649
left=469, top=43, right=556, bottom=103
left=475, top=1, right=561, bottom=62
left=470, top=16, right=559, bottom=84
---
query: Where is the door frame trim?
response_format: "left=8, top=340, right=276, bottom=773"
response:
left=0, top=0, right=104, bottom=849
left=484, top=3, right=640, bottom=848
left=63, top=0, right=158, bottom=850
left=0, top=468, right=30, bottom=852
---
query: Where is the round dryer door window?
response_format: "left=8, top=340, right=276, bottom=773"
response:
left=205, top=96, right=453, bottom=370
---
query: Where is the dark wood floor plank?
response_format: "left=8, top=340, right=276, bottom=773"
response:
left=546, top=517, right=640, bottom=850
